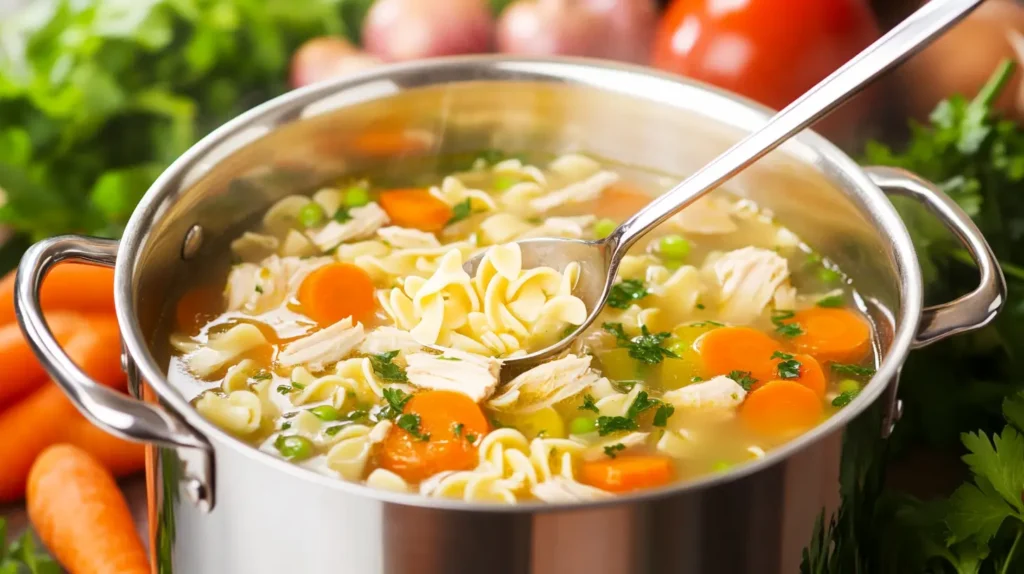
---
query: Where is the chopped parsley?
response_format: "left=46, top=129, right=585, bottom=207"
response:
left=691, top=376, right=704, bottom=383
left=690, top=320, right=724, bottom=328
left=379, top=387, right=412, bottom=420
left=613, top=380, right=639, bottom=393
left=727, top=370, right=758, bottom=391
left=771, top=310, right=805, bottom=338
left=452, top=422, right=464, bottom=438
left=325, top=425, right=346, bottom=436
left=772, top=351, right=802, bottom=379
left=397, top=413, right=430, bottom=441
left=333, top=207, right=352, bottom=223
left=251, top=371, right=272, bottom=381
left=603, top=443, right=626, bottom=458
left=579, top=394, right=600, bottom=413
left=816, top=294, right=844, bottom=308
left=596, top=415, right=639, bottom=436
left=437, top=356, right=461, bottom=361
left=344, top=409, right=369, bottom=422
left=370, top=350, right=408, bottom=382
left=626, top=391, right=660, bottom=419
left=607, top=279, right=649, bottom=309
left=561, top=324, right=578, bottom=339
left=465, top=433, right=478, bottom=443
left=446, top=199, right=473, bottom=226
left=653, top=404, right=675, bottom=427
left=254, top=284, right=264, bottom=294
left=602, top=322, right=678, bottom=365
left=280, top=422, right=291, bottom=430
left=290, top=381, right=305, bottom=390
left=275, top=385, right=293, bottom=395
left=832, top=363, right=876, bottom=377
left=832, top=390, right=860, bottom=407
left=696, top=303, right=706, bottom=310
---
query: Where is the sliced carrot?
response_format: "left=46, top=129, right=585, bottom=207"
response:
left=751, top=353, right=826, bottom=397
left=741, top=380, right=824, bottom=437
left=60, top=418, right=146, bottom=478
left=697, top=326, right=781, bottom=382
left=27, top=444, right=149, bottom=574
left=378, top=390, right=490, bottom=483
left=297, top=263, right=376, bottom=326
left=175, top=285, right=223, bottom=334
left=0, top=315, right=126, bottom=502
left=378, top=189, right=453, bottom=232
left=786, top=307, right=872, bottom=363
left=0, top=263, right=115, bottom=325
left=0, top=311, right=86, bottom=409
left=593, top=182, right=652, bottom=219
left=579, top=455, right=674, bottom=493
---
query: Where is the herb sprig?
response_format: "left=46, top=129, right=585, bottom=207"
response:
left=602, top=323, right=678, bottom=365
left=607, top=279, right=649, bottom=309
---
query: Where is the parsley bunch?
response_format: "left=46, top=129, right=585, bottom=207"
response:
left=0, top=519, right=59, bottom=574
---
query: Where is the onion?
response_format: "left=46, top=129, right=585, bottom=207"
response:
left=289, top=37, right=383, bottom=89
left=496, top=0, right=607, bottom=58
left=363, top=0, right=495, bottom=62
left=899, top=0, right=1024, bottom=121
left=580, top=0, right=657, bottom=63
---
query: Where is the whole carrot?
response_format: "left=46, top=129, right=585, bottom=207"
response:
left=0, top=315, right=126, bottom=501
left=0, top=263, right=115, bottom=325
left=60, top=418, right=146, bottom=477
left=28, top=444, right=149, bottom=574
left=0, top=311, right=87, bottom=409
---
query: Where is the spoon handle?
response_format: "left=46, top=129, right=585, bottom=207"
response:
left=609, top=0, right=984, bottom=256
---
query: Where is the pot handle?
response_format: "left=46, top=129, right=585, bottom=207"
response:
left=865, top=166, right=1006, bottom=348
left=15, top=235, right=215, bottom=511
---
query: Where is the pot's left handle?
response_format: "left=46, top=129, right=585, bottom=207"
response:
left=15, top=235, right=215, bottom=511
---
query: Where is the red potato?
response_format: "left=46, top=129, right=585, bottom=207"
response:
left=363, top=0, right=495, bottom=62
left=582, top=0, right=658, bottom=63
left=289, top=37, right=384, bottom=89
left=497, top=0, right=607, bottom=58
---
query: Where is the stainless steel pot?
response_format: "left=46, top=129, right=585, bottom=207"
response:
left=14, top=57, right=1006, bottom=574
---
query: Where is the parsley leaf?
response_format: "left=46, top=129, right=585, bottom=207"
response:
left=276, top=385, right=293, bottom=395
left=466, top=433, right=478, bottom=443
left=379, top=387, right=412, bottom=420
left=816, top=294, right=844, bottom=308
left=0, top=518, right=60, bottom=574
left=832, top=390, right=859, bottom=407
left=446, top=198, right=473, bottom=226
left=602, top=322, right=678, bottom=365
left=370, top=350, right=408, bottom=382
left=607, top=279, right=649, bottom=309
left=397, top=413, right=430, bottom=441
left=333, top=207, right=353, bottom=223
left=653, top=404, right=675, bottom=427
left=596, top=415, right=639, bottom=436
left=772, top=351, right=802, bottom=379
left=771, top=309, right=804, bottom=338
left=727, top=370, right=758, bottom=391
left=626, top=391, right=660, bottom=419
left=579, top=394, right=600, bottom=413
left=251, top=371, right=272, bottom=381
left=961, top=427, right=1024, bottom=515
left=452, top=422, right=464, bottom=438
left=831, top=363, right=876, bottom=377
left=603, top=443, right=626, bottom=458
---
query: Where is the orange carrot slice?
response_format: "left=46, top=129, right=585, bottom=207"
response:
left=593, top=182, right=653, bottom=219
left=579, top=455, right=674, bottom=493
left=786, top=307, right=872, bottom=363
left=0, top=311, right=86, bottom=409
left=297, top=263, right=376, bottom=326
left=27, top=445, right=149, bottom=574
left=0, top=263, right=115, bottom=325
left=697, top=326, right=781, bottom=382
left=378, top=390, right=490, bottom=483
left=741, top=380, right=823, bottom=437
left=751, top=353, right=826, bottom=397
left=379, top=189, right=453, bottom=232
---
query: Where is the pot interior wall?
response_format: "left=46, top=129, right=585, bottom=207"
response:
left=134, top=80, right=900, bottom=373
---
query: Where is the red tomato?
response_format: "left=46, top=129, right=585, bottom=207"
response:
left=652, top=0, right=881, bottom=140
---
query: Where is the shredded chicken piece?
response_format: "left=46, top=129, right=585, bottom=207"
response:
left=308, top=202, right=389, bottom=251
left=662, top=376, right=747, bottom=410
left=488, top=354, right=599, bottom=414
left=277, top=317, right=365, bottom=370
left=712, top=247, right=790, bottom=323
left=405, top=349, right=501, bottom=402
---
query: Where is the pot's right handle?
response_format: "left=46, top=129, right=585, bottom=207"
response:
left=865, top=166, right=1006, bottom=348
left=15, top=235, right=215, bottom=511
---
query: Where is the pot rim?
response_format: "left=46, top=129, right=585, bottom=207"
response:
left=114, top=55, right=922, bottom=512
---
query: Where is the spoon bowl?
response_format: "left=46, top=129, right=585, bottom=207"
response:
left=460, top=0, right=985, bottom=379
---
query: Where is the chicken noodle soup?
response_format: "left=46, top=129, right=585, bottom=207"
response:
left=168, top=152, right=877, bottom=503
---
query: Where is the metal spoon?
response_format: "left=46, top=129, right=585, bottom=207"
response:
left=461, top=0, right=985, bottom=378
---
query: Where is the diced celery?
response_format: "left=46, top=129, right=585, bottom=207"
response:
left=658, top=322, right=720, bottom=389
left=837, top=379, right=860, bottom=394
left=596, top=348, right=639, bottom=381
left=501, top=406, right=565, bottom=439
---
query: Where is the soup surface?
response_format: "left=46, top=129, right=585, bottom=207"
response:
left=167, top=152, right=877, bottom=503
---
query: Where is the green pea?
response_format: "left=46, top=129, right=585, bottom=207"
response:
left=297, top=203, right=325, bottom=229
left=658, top=235, right=691, bottom=260
left=493, top=175, right=519, bottom=191
left=274, top=435, right=314, bottom=460
left=569, top=416, right=597, bottom=435
left=712, top=461, right=733, bottom=473
left=310, top=405, right=341, bottom=421
left=344, top=186, right=371, bottom=207
left=837, top=379, right=860, bottom=394
left=594, top=218, right=617, bottom=239
left=818, top=267, right=843, bottom=284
